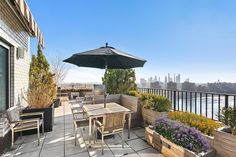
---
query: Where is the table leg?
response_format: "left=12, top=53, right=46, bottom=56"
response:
left=128, top=113, right=131, bottom=139
left=88, top=117, right=92, bottom=148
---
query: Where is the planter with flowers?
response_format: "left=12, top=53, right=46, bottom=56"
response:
left=168, top=111, right=222, bottom=147
left=127, top=91, right=171, bottom=126
left=140, top=93, right=171, bottom=126
left=145, top=118, right=216, bottom=157
left=213, top=107, right=236, bottom=157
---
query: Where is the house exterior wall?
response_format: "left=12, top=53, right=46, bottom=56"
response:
left=0, top=0, right=30, bottom=108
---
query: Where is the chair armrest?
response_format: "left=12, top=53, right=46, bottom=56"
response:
left=73, top=111, right=84, bottom=114
left=16, top=118, right=40, bottom=124
left=20, top=112, right=44, bottom=118
left=95, top=119, right=103, bottom=127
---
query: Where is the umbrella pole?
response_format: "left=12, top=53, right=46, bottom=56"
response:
left=104, top=64, right=107, bottom=108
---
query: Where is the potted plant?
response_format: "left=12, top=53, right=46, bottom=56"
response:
left=22, top=45, right=57, bottom=133
left=145, top=118, right=215, bottom=157
left=141, top=93, right=171, bottom=126
left=213, top=107, right=236, bottom=157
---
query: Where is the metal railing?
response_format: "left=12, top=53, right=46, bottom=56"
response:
left=138, top=88, right=236, bottom=120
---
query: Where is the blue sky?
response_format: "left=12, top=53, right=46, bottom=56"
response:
left=28, top=0, right=236, bottom=83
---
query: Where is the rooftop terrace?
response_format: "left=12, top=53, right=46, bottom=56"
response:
left=2, top=101, right=163, bottom=157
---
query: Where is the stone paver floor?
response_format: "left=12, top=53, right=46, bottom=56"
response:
left=3, top=101, right=163, bottom=157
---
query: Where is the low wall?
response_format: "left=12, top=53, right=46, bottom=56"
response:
left=93, top=94, right=141, bottom=128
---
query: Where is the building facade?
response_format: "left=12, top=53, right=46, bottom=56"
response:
left=0, top=0, right=43, bottom=112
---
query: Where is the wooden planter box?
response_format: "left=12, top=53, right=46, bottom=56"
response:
left=141, top=107, right=167, bottom=126
left=213, top=127, right=236, bottom=157
left=145, top=127, right=215, bottom=157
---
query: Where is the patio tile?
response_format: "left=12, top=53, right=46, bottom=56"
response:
left=14, top=149, right=41, bottom=157
left=15, top=140, right=42, bottom=154
left=2, top=147, right=19, bottom=157
left=119, top=130, right=138, bottom=141
left=88, top=143, right=113, bottom=157
left=40, top=145, right=64, bottom=157
left=43, top=137, right=64, bottom=147
left=20, top=134, right=45, bottom=144
left=66, top=151, right=90, bottom=157
left=137, top=148, right=164, bottom=157
left=132, top=128, right=145, bottom=138
left=105, top=135, right=122, bottom=145
left=65, top=140, right=87, bottom=156
left=109, top=143, right=134, bottom=157
left=121, top=152, right=140, bottom=157
left=46, top=131, right=64, bottom=139
left=126, top=138, right=150, bottom=152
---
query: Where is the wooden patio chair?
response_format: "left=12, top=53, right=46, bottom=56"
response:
left=94, top=111, right=126, bottom=155
left=70, top=103, right=89, bottom=146
left=7, top=106, right=44, bottom=147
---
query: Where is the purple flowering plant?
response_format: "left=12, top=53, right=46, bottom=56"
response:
left=155, top=118, right=209, bottom=154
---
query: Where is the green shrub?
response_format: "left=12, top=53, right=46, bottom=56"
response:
left=219, top=107, right=236, bottom=135
left=127, top=91, right=171, bottom=112
left=126, top=90, right=140, bottom=97
left=168, top=112, right=222, bottom=136
left=141, top=93, right=171, bottom=112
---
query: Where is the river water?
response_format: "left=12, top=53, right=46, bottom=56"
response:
left=172, top=95, right=235, bottom=120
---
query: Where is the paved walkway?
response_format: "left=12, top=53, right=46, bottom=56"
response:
left=3, top=102, right=163, bottom=157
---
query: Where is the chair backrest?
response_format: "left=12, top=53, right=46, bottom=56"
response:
left=7, top=106, right=20, bottom=122
left=76, top=97, right=85, bottom=103
left=103, top=111, right=125, bottom=132
left=84, top=94, right=93, bottom=101
left=93, top=94, right=121, bottom=104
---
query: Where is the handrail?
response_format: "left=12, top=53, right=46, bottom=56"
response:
left=138, top=87, right=236, bottom=96
left=138, top=87, right=236, bottom=121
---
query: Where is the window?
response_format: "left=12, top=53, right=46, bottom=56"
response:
left=0, top=44, right=8, bottom=111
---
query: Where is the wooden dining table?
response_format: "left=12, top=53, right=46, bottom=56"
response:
left=83, top=102, right=131, bottom=147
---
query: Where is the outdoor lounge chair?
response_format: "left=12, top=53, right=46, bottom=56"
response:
left=7, top=106, right=44, bottom=147
left=94, top=111, right=126, bottom=155
left=70, top=102, right=89, bottom=146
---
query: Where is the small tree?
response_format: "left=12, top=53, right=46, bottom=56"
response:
left=50, top=56, right=69, bottom=86
left=28, top=45, right=57, bottom=108
left=102, top=69, right=137, bottom=94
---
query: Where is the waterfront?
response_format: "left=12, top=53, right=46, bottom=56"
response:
left=174, top=94, right=235, bottom=120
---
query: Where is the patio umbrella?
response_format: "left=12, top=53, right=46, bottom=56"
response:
left=63, top=43, right=146, bottom=107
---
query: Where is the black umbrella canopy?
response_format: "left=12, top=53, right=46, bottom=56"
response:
left=63, top=43, right=146, bottom=69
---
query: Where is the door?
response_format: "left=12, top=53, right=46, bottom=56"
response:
left=0, top=45, right=8, bottom=111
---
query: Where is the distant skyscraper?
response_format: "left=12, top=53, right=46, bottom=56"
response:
left=167, top=81, right=177, bottom=90
left=176, top=74, right=181, bottom=83
left=148, top=77, right=153, bottom=83
left=176, top=74, right=181, bottom=90
left=154, top=75, right=157, bottom=82
left=174, top=73, right=176, bottom=82
left=150, top=81, right=161, bottom=89
left=158, top=77, right=161, bottom=82
left=140, top=78, right=147, bottom=87
left=168, top=73, right=170, bottom=82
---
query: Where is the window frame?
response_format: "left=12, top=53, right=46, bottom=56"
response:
left=0, top=40, right=10, bottom=111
